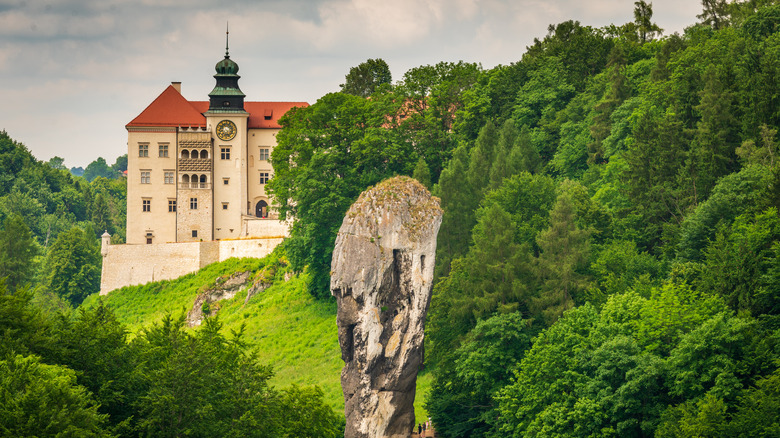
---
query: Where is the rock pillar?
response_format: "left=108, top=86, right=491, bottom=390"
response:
left=331, top=176, right=442, bottom=438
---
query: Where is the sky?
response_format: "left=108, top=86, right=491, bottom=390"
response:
left=0, top=0, right=702, bottom=168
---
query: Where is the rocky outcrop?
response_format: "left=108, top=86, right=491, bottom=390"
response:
left=186, top=271, right=251, bottom=327
left=331, top=176, right=442, bottom=438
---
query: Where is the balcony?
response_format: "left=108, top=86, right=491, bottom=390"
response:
left=178, top=158, right=212, bottom=172
left=180, top=182, right=211, bottom=189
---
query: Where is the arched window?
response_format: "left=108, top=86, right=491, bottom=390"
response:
left=181, top=149, right=190, bottom=159
left=201, top=149, right=209, bottom=159
left=199, top=174, right=207, bottom=188
left=191, top=174, right=198, bottom=188
left=182, top=174, right=190, bottom=185
left=256, top=200, right=268, bottom=218
left=191, top=150, right=200, bottom=159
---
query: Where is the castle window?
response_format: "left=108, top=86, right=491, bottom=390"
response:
left=141, top=171, right=150, bottom=184
left=142, top=199, right=151, bottom=212
left=223, top=178, right=229, bottom=185
left=190, top=198, right=198, bottom=209
left=221, top=147, right=231, bottom=160
left=192, top=230, right=198, bottom=238
left=164, top=171, right=174, bottom=184
left=260, top=172, right=270, bottom=184
left=181, top=149, right=190, bottom=159
left=222, top=202, right=229, bottom=210
left=139, top=144, right=149, bottom=157
left=168, top=199, right=176, bottom=212
left=192, top=150, right=200, bottom=159
left=201, top=149, right=209, bottom=159
left=259, top=148, right=270, bottom=161
left=159, top=144, right=169, bottom=158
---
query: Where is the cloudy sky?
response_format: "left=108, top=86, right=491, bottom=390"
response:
left=1, top=0, right=702, bottom=168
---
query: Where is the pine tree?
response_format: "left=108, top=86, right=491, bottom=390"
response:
left=468, top=121, right=499, bottom=196
left=0, top=215, right=37, bottom=291
left=412, top=158, right=432, bottom=190
left=532, top=190, right=592, bottom=325
left=434, top=146, right=475, bottom=278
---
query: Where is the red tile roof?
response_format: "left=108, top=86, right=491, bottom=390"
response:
left=126, top=85, right=308, bottom=129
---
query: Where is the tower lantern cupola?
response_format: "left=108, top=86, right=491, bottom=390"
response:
left=208, top=26, right=246, bottom=112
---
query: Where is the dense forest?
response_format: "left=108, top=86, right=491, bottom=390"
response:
left=0, top=132, right=127, bottom=305
left=4, top=0, right=780, bottom=436
left=267, top=1, right=780, bottom=436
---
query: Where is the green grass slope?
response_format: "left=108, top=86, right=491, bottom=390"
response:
left=83, top=253, right=431, bottom=421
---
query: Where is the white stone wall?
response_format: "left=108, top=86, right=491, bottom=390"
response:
left=100, top=237, right=284, bottom=295
left=241, top=217, right=289, bottom=238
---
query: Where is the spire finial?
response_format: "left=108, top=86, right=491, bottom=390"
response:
left=225, top=22, right=230, bottom=58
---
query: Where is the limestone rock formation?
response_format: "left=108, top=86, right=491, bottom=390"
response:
left=331, top=176, right=442, bottom=438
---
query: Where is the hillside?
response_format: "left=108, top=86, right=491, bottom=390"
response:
left=82, top=252, right=432, bottom=421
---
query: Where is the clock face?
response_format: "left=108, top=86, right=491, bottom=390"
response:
left=216, top=120, right=237, bottom=141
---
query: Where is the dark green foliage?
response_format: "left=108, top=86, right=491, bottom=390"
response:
left=277, top=385, right=344, bottom=438
left=0, top=214, right=38, bottom=291
left=267, top=92, right=411, bottom=298
left=0, top=353, right=111, bottom=437
left=52, top=300, right=140, bottom=432
left=677, top=164, right=773, bottom=261
left=493, top=287, right=773, bottom=437
left=46, top=226, right=101, bottom=306
left=339, top=58, right=392, bottom=97
left=412, top=157, right=432, bottom=190
left=426, top=313, right=534, bottom=438
left=532, top=190, right=592, bottom=324
left=0, top=286, right=55, bottom=358
left=83, top=157, right=116, bottom=182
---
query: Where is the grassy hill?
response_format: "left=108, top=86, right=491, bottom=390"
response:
left=82, top=253, right=432, bottom=421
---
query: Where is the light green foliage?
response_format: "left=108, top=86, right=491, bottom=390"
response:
left=588, top=239, right=663, bottom=302
left=46, top=226, right=101, bottom=306
left=493, top=286, right=768, bottom=437
left=0, top=353, right=111, bottom=437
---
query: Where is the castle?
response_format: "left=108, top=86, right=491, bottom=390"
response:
left=100, top=35, right=307, bottom=294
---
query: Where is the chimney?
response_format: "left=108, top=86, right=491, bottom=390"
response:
left=171, top=82, right=182, bottom=93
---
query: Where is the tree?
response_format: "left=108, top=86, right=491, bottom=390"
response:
left=0, top=353, right=111, bottom=437
left=634, top=1, right=663, bottom=43
left=46, top=156, right=67, bottom=171
left=532, top=190, right=592, bottom=324
left=111, top=154, right=127, bottom=173
left=412, top=157, right=432, bottom=190
left=46, top=226, right=101, bottom=305
left=698, top=0, right=731, bottom=29
left=339, top=58, right=392, bottom=97
left=426, top=312, right=534, bottom=438
left=0, top=215, right=37, bottom=291
left=267, top=92, right=410, bottom=298
left=53, top=300, right=140, bottom=432
left=83, top=157, right=115, bottom=182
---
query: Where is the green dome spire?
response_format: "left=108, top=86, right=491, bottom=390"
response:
left=215, top=23, right=239, bottom=75
left=207, top=23, right=245, bottom=112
